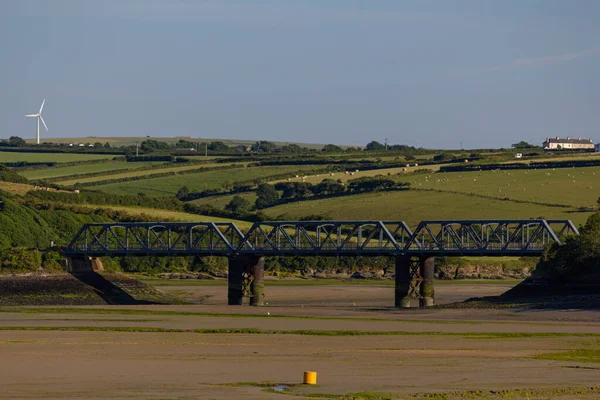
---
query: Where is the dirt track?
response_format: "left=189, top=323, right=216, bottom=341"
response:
left=0, top=284, right=599, bottom=400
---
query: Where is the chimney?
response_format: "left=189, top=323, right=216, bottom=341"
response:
left=567, top=136, right=571, bottom=140
left=578, top=137, right=581, bottom=140
left=556, top=136, right=560, bottom=140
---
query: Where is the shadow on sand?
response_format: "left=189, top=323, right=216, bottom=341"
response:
left=70, top=272, right=155, bottom=305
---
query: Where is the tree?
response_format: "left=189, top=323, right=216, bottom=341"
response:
left=255, top=183, right=279, bottom=209
left=433, top=153, right=453, bottom=162
left=225, top=196, right=250, bottom=215
left=175, top=186, right=190, bottom=200
left=596, top=197, right=600, bottom=211
left=94, top=142, right=103, bottom=148
left=252, top=141, right=276, bottom=153
left=208, top=141, right=230, bottom=152
left=322, top=144, right=343, bottom=153
left=512, top=141, right=536, bottom=148
left=8, top=136, right=26, bottom=147
left=365, top=141, right=385, bottom=151
left=281, top=144, right=305, bottom=153
left=103, top=142, right=111, bottom=148
left=314, top=178, right=345, bottom=196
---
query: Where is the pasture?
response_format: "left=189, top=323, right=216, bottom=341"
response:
left=0, top=152, right=112, bottom=163
left=407, top=166, right=600, bottom=208
left=74, top=204, right=253, bottom=228
left=261, top=190, right=591, bottom=227
left=92, top=165, right=325, bottom=196
left=272, top=165, right=441, bottom=186
left=19, top=161, right=165, bottom=180
left=57, top=162, right=241, bottom=186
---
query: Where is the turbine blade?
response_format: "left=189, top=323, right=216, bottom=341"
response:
left=40, top=116, right=48, bottom=131
left=39, top=98, right=45, bottom=114
left=25, top=114, right=38, bottom=117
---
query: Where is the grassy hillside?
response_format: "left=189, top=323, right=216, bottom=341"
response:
left=260, top=190, right=591, bottom=227
left=0, top=165, right=28, bottom=183
left=20, top=161, right=165, bottom=180
left=92, top=165, right=325, bottom=196
left=0, top=152, right=112, bottom=163
left=74, top=204, right=253, bottom=228
left=0, top=193, right=110, bottom=250
left=406, top=166, right=600, bottom=208
left=57, top=162, right=240, bottom=186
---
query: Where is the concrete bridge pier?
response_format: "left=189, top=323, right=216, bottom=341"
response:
left=395, top=255, right=435, bottom=308
left=227, top=255, right=265, bottom=306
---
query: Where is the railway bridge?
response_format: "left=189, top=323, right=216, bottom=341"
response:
left=64, top=219, right=578, bottom=308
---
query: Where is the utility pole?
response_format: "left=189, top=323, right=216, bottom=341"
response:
left=136, top=141, right=139, bottom=156
left=205, top=142, right=208, bottom=157
left=385, top=138, right=388, bottom=151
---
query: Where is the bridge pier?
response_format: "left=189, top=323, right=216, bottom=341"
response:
left=395, top=255, right=435, bottom=308
left=227, top=255, right=265, bottom=306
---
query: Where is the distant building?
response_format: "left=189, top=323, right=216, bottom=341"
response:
left=543, top=136, right=593, bottom=150
left=595, top=143, right=600, bottom=153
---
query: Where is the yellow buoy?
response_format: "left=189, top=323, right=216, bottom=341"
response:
left=303, top=371, right=317, bottom=385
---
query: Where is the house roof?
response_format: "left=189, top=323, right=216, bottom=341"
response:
left=544, top=137, right=593, bottom=144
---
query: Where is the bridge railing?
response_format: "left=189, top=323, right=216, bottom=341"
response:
left=64, top=219, right=579, bottom=257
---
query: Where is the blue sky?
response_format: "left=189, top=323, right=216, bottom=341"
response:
left=1, top=0, right=599, bottom=148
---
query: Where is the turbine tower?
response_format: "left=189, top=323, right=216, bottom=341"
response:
left=25, top=99, right=48, bottom=144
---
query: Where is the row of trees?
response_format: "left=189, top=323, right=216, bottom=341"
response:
left=254, top=176, right=410, bottom=209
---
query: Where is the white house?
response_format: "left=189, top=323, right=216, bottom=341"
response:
left=543, top=136, right=594, bottom=150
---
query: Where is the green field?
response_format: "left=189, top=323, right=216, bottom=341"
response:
left=261, top=190, right=591, bottom=227
left=271, top=165, right=441, bottom=186
left=58, top=162, right=241, bottom=186
left=406, top=166, right=600, bottom=208
left=19, top=161, right=165, bottom=180
left=92, top=165, right=324, bottom=196
left=75, top=204, right=253, bottom=228
left=0, top=152, right=113, bottom=163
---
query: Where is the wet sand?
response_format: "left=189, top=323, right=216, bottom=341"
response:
left=0, top=283, right=599, bottom=400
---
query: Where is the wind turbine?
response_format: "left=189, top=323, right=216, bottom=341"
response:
left=25, top=99, right=48, bottom=144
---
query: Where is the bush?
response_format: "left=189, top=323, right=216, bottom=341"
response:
left=0, top=247, right=42, bottom=271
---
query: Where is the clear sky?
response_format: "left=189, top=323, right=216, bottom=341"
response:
left=1, top=0, right=599, bottom=149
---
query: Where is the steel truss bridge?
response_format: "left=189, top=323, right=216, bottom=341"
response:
left=65, top=219, right=579, bottom=258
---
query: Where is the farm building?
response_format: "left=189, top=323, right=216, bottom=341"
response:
left=543, top=136, right=593, bottom=150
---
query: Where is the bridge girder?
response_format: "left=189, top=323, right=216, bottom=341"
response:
left=64, top=220, right=578, bottom=257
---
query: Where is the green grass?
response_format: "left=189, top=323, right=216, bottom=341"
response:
left=304, top=387, right=600, bottom=400
left=57, top=161, right=237, bottom=186
left=92, top=165, right=323, bottom=196
left=0, top=306, right=571, bottom=327
left=74, top=204, right=253, bottom=227
left=20, top=161, right=164, bottom=180
left=534, top=349, right=600, bottom=363
left=406, top=166, right=600, bottom=208
left=0, top=152, right=113, bottom=163
left=261, top=190, right=591, bottom=227
left=269, top=165, right=442, bottom=186
left=0, top=325, right=598, bottom=338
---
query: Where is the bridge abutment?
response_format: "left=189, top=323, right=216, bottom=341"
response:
left=227, top=255, right=265, bottom=306
left=64, top=257, right=104, bottom=273
left=395, top=255, right=435, bottom=308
